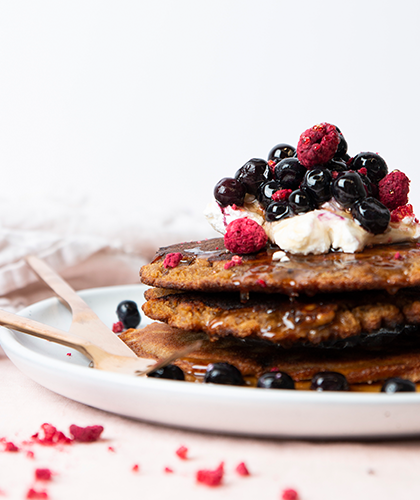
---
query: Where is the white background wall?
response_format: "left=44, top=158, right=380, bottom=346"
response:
left=0, top=0, right=419, bottom=247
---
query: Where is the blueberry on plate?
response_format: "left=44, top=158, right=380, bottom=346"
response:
left=265, top=201, right=291, bottom=222
left=258, top=180, right=282, bottom=208
left=351, top=197, right=390, bottom=234
left=300, top=168, right=332, bottom=207
left=288, top=189, right=315, bottom=214
left=214, top=177, right=246, bottom=207
left=116, top=300, right=141, bottom=329
left=350, top=152, right=388, bottom=183
left=235, top=158, right=270, bottom=196
left=332, top=171, right=367, bottom=208
left=203, top=362, right=244, bottom=386
left=273, top=157, right=307, bottom=190
left=310, top=371, right=349, bottom=391
left=267, top=143, right=296, bottom=163
left=147, top=364, right=185, bottom=380
left=257, top=371, right=295, bottom=389
left=381, top=378, right=416, bottom=393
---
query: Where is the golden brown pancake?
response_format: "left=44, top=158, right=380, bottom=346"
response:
left=120, top=322, right=420, bottom=389
left=141, top=287, right=420, bottom=346
left=140, top=238, right=420, bottom=296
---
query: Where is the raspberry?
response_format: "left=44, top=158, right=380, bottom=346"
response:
left=112, top=321, right=124, bottom=333
left=224, top=218, right=267, bottom=254
left=235, top=462, right=250, bottom=476
left=163, top=252, right=183, bottom=269
left=281, top=488, right=299, bottom=500
left=176, top=445, right=188, bottom=460
left=272, top=189, right=292, bottom=202
left=132, top=464, right=140, bottom=472
left=69, top=425, right=104, bottom=443
left=268, top=159, right=277, bottom=176
left=378, top=170, right=410, bottom=211
left=26, top=489, right=49, bottom=499
left=35, top=469, right=52, bottom=481
left=224, top=255, right=243, bottom=270
left=196, top=462, right=224, bottom=487
left=390, top=204, right=417, bottom=223
left=5, top=442, right=18, bottom=452
left=297, top=123, right=340, bottom=168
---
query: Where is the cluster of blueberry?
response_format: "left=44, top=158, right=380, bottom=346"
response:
left=147, top=361, right=416, bottom=393
left=214, top=125, right=394, bottom=235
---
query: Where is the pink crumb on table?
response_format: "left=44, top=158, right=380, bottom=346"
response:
left=163, top=252, right=183, bottom=269
left=196, top=462, right=224, bottom=487
left=32, top=423, right=72, bottom=446
left=26, top=489, right=49, bottom=499
left=235, top=462, right=250, bottom=476
left=5, top=442, right=19, bottom=452
left=35, top=469, right=52, bottom=481
left=27, top=451, right=35, bottom=459
left=281, top=488, right=299, bottom=500
left=69, top=424, right=104, bottom=443
left=176, top=445, right=188, bottom=460
left=164, top=467, right=174, bottom=473
left=132, top=464, right=140, bottom=473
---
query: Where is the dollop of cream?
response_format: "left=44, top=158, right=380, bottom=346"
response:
left=205, top=199, right=420, bottom=255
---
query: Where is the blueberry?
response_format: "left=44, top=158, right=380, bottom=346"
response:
left=333, top=125, right=348, bottom=160
left=147, top=364, right=185, bottom=381
left=258, top=180, right=282, bottom=208
left=265, top=201, right=291, bottom=222
left=257, top=371, right=295, bottom=389
left=274, top=158, right=307, bottom=190
left=350, top=152, right=388, bottom=183
left=332, top=171, right=367, bottom=208
left=310, top=371, right=349, bottom=391
left=235, top=158, right=270, bottom=196
left=381, top=378, right=416, bottom=393
left=116, top=300, right=141, bottom=329
left=351, top=197, right=390, bottom=234
left=214, top=177, right=246, bottom=207
left=300, top=168, right=332, bottom=206
left=288, top=189, right=315, bottom=214
left=203, top=362, right=244, bottom=386
left=325, top=158, right=348, bottom=172
left=267, top=143, right=296, bottom=163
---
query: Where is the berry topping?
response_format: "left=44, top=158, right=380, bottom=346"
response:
left=224, top=218, right=268, bottom=254
left=224, top=255, right=243, bottom=270
left=147, top=364, right=185, bottom=380
left=351, top=197, right=390, bottom=234
left=274, top=158, right=307, bottom=190
left=310, top=371, right=349, bottom=391
left=282, top=488, right=299, bottom=500
left=196, top=462, right=224, bottom=487
left=112, top=321, right=124, bottom=333
left=300, top=168, right=332, bottom=206
left=265, top=202, right=291, bottom=222
left=258, top=180, right=282, bottom=207
left=350, top=152, right=388, bottom=183
left=332, top=171, right=367, bottom=208
left=288, top=189, right=315, bottom=214
left=203, top=362, right=244, bottom=386
left=35, top=469, right=53, bottom=481
left=268, top=143, right=296, bottom=163
left=325, top=158, right=348, bottom=172
left=333, top=125, right=348, bottom=160
left=116, top=300, right=141, bottom=329
left=69, top=424, right=104, bottom=443
left=235, top=159, right=270, bottom=196
left=272, top=189, right=292, bottom=202
left=163, top=252, right=183, bottom=269
left=390, top=204, right=417, bottom=223
left=378, top=170, right=410, bottom=211
left=297, top=123, right=340, bottom=168
left=257, top=371, right=295, bottom=389
left=381, top=378, right=416, bottom=393
left=214, top=177, right=246, bottom=207
left=176, top=445, right=189, bottom=459
left=235, top=462, right=250, bottom=476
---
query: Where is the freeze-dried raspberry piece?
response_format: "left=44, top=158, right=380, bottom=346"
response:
left=163, top=252, right=183, bottom=269
left=272, top=189, right=292, bottom=202
left=378, top=170, right=410, bottom=211
left=35, top=469, right=52, bottom=481
left=132, top=464, right=140, bottom=473
left=282, top=488, right=299, bottom=500
left=196, top=462, right=224, bottom=487
left=176, top=445, right=188, bottom=460
left=32, top=424, right=72, bottom=446
left=69, top=425, right=104, bottom=443
left=112, top=321, right=124, bottom=333
left=235, top=462, right=250, bottom=476
left=5, top=442, right=18, bottom=452
left=390, top=204, right=417, bottom=223
left=297, top=123, right=339, bottom=168
left=224, top=218, right=267, bottom=254
left=224, top=255, right=243, bottom=270
left=26, top=489, right=49, bottom=499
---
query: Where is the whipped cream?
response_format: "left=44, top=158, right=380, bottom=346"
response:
left=205, top=199, right=420, bottom=255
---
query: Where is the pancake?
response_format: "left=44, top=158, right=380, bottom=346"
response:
left=140, top=238, right=420, bottom=296
left=141, top=287, right=420, bottom=346
left=120, top=322, right=420, bottom=389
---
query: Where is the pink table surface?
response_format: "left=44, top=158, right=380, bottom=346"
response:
left=1, top=252, right=420, bottom=500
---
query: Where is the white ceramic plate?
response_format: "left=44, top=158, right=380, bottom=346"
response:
left=1, top=284, right=420, bottom=439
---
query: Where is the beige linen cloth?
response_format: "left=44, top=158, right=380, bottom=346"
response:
left=0, top=196, right=420, bottom=500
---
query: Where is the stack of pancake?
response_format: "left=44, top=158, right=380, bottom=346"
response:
left=120, top=237, right=420, bottom=391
